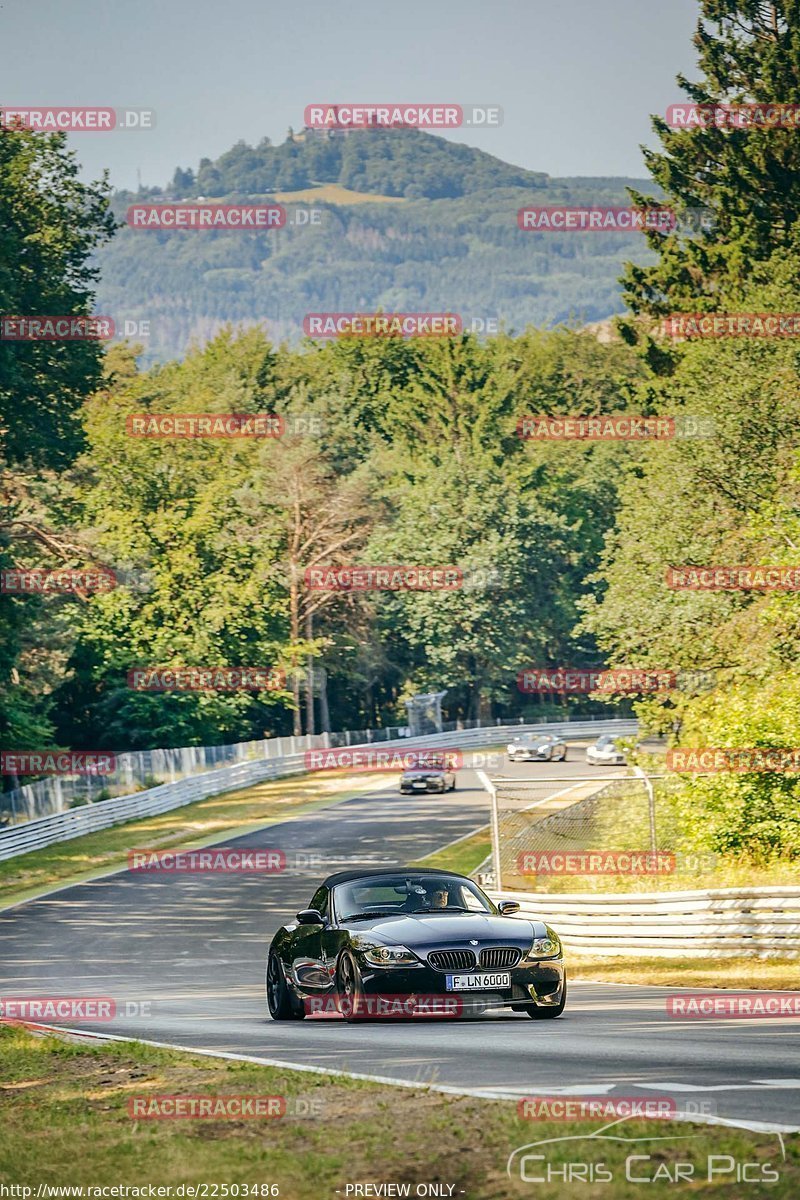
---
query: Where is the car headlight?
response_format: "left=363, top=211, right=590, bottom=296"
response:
left=524, top=929, right=561, bottom=960
left=360, top=944, right=421, bottom=967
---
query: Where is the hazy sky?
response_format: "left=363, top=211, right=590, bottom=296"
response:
left=2, top=0, right=701, bottom=190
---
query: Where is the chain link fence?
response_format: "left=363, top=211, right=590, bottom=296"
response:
left=483, top=769, right=711, bottom=893
left=1, top=712, right=600, bottom=827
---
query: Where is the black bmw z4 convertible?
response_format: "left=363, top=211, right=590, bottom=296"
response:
left=266, top=867, right=566, bottom=1021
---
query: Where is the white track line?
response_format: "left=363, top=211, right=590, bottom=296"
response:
left=7, top=1020, right=798, bottom=1135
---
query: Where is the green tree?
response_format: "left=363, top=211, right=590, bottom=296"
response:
left=622, top=1, right=800, bottom=319
left=0, top=120, right=115, bottom=762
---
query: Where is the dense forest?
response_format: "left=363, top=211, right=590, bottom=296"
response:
left=99, top=129, right=659, bottom=362
left=2, top=0, right=800, bottom=868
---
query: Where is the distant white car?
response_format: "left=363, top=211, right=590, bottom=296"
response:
left=586, top=734, right=626, bottom=766
left=507, top=733, right=567, bottom=763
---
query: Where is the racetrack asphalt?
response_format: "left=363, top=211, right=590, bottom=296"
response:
left=1, top=753, right=798, bottom=1132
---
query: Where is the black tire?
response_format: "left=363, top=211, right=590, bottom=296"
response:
left=559, top=748, right=568, bottom=762
left=266, top=951, right=304, bottom=1020
left=525, top=978, right=567, bottom=1020
left=450, top=778, right=456, bottom=791
left=336, top=951, right=366, bottom=1021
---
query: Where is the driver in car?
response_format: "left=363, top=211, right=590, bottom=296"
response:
left=427, top=884, right=450, bottom=910
left=400, top=882, right=451, bottom=911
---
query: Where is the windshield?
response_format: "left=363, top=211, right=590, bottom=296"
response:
left=404, top=752, right=454, bottom=770
left=334, top=874, right=494, bottom=920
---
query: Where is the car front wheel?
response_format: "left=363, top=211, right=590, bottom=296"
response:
left=336, top=951, right=367, bottom=1021
left=266, top=951, right=304, bottom=1020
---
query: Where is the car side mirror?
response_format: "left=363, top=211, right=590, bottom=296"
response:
left=498, top=900, right=520, bottom=915
left=296, top=908, right=326, bottom=925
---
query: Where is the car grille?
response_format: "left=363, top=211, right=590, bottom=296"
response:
left=427, top=949, right=476, bottom=972
left=480, top=947, right=521, bottom=969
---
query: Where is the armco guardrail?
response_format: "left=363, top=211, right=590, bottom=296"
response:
left=0, top=710, right=627, bottom=822
left=0, top=718, right=633, bottom=862
left=490, top=887, right=800, bottom=958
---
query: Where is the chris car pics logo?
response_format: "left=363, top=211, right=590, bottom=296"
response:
left=507, top=1115, right=785, bottom=1185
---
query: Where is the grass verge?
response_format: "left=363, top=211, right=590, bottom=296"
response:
left=0, top=770, right=390, bottom=910
left=411, top=826, right=491, bottom=876
left=570, top=954, right=800, bottom=990
left=0, top=1024, right=797, bottom=1196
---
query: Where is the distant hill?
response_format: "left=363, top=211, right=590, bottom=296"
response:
left=162, top=126, right=549, bottom=201
left=97, top=129, right=657, bottom=362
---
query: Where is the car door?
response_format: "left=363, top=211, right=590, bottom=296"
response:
left=320, top=886, right=348, bottom=991
left=289, top=885, right=329, bottom=994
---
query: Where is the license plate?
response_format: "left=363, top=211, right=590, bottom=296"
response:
left=445, top=971, right=511, bottom=991
left=412, top=781, right=427, bottom=789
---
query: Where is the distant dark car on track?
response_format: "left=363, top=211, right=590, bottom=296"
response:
left=399, top=752, right=456, bottom=794
left=507, top=733, right=567, bottom=763
left=266, top=867, right=566, bottom=1022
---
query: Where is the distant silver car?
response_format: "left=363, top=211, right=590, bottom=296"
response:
left=507, top=733, right=567, bottom=763
left=586, top=734, right=626, bottom=766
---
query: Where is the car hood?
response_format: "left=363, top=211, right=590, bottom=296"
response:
left=402, top=768, right=445, bottom=778
left=346, top=911, right=549, bottom=948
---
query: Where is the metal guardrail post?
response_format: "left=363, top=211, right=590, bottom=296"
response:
left=476, top=769, right=502, bottom=890
left=633, top=764, right=657, bottom=854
